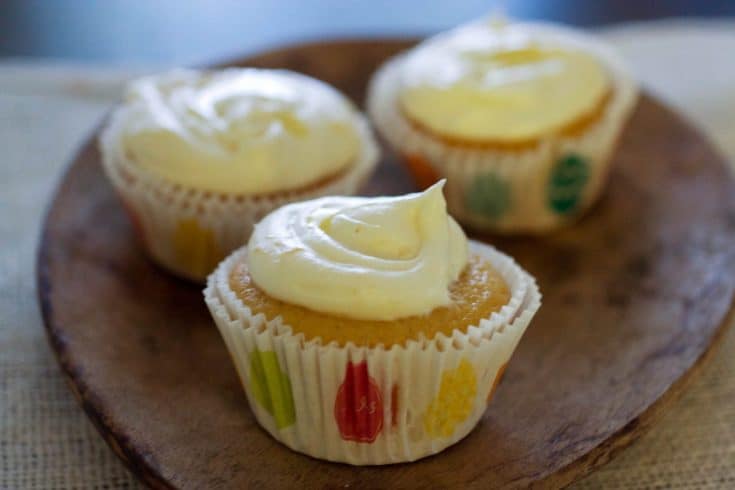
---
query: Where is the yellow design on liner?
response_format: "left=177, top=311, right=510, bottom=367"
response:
left=247, top=181, right=468, bottom=321
left=118, top=68, right=361, bottom=194
left=399, top=20, right=610, bottom=143
left=423, top=358, right=477, bottom=438
left=172, top=218, right=220, bottom=280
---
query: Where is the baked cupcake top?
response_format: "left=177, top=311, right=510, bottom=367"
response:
left=247, top=181, right=468, bottom=321
left=115, top=68, right=362, bottom=194
left=398, top=19, right=610, bottom=144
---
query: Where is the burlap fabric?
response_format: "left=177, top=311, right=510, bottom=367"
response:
left=1, top=20, right=733, bottom=489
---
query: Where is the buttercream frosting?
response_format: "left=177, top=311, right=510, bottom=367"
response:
left=247, top=181, right=468, bottom=321
left=116, top=68, right=361, bottom=193
left=398, top=19, right=610, bottom=143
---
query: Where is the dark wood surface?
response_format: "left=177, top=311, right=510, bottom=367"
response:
left=37, top=40, right=735, bottom=489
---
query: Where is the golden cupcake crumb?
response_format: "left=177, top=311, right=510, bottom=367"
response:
left=229, top=254, right=510, bottom=347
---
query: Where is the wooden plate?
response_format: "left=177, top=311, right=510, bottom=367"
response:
left=37, top=40, right=735, bottom=489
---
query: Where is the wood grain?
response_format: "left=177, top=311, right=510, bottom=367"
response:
left=37, top=39, right=735, bottom=489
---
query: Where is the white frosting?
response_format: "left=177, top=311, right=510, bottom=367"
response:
left=398, top=19, right=610, bottom=143
left=116, top=68, right=362, bottom=193
left=247, top=181, right=468, bottom=321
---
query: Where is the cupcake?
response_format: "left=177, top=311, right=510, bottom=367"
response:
left=204, top=181, right=541, bottom=464
left=367, top=18, right=638, bottom=233
left=100, top=68, right=379, bottom=281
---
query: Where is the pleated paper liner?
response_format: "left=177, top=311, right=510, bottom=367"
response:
left=367, top=21, right=639, bottom=233
left=99, top=115, right=380, bottom=282
left=204, top=241, right=541, bottom=464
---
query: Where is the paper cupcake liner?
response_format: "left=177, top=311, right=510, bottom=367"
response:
left=367, top=22, right=639, bottom=233
left=204, top=240, right=541, bottom=465
left=99, top=115, right=379, bottom=282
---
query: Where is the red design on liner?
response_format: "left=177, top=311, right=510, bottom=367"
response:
left=334, top=361, right=383, bottom=443
left=390, top=384, right=399, bottom=428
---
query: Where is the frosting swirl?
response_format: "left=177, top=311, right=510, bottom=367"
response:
left=247, top=181, right=468, bottom=321
left=117, top=68, right=361, bottom=193
left=399, top=19, right=610, bottom=143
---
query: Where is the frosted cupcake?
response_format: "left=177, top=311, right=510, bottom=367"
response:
left=367, top=18, right=638, bottom=233
left=100, top=68, right=379, bottom=281
left=204, top=181, right=541, bottom=464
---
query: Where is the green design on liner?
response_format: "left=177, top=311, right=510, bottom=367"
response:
left=465, top=173, right=511, bottom=220
left=548, top=154, right=590, bottom=215
left=249, top=349, right=296, bottom=429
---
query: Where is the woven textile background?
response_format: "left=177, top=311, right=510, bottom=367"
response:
left=1, top=20, right=733, bottom=489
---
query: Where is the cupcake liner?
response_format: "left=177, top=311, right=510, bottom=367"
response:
left=99, top=114, right=379, bottom=282
left=367, top=21, right=639, bottom=233
left=204, top=240, right=541, bottom=465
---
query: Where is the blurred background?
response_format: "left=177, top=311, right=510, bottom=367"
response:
left=1, top=0, right=734, bottom=64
